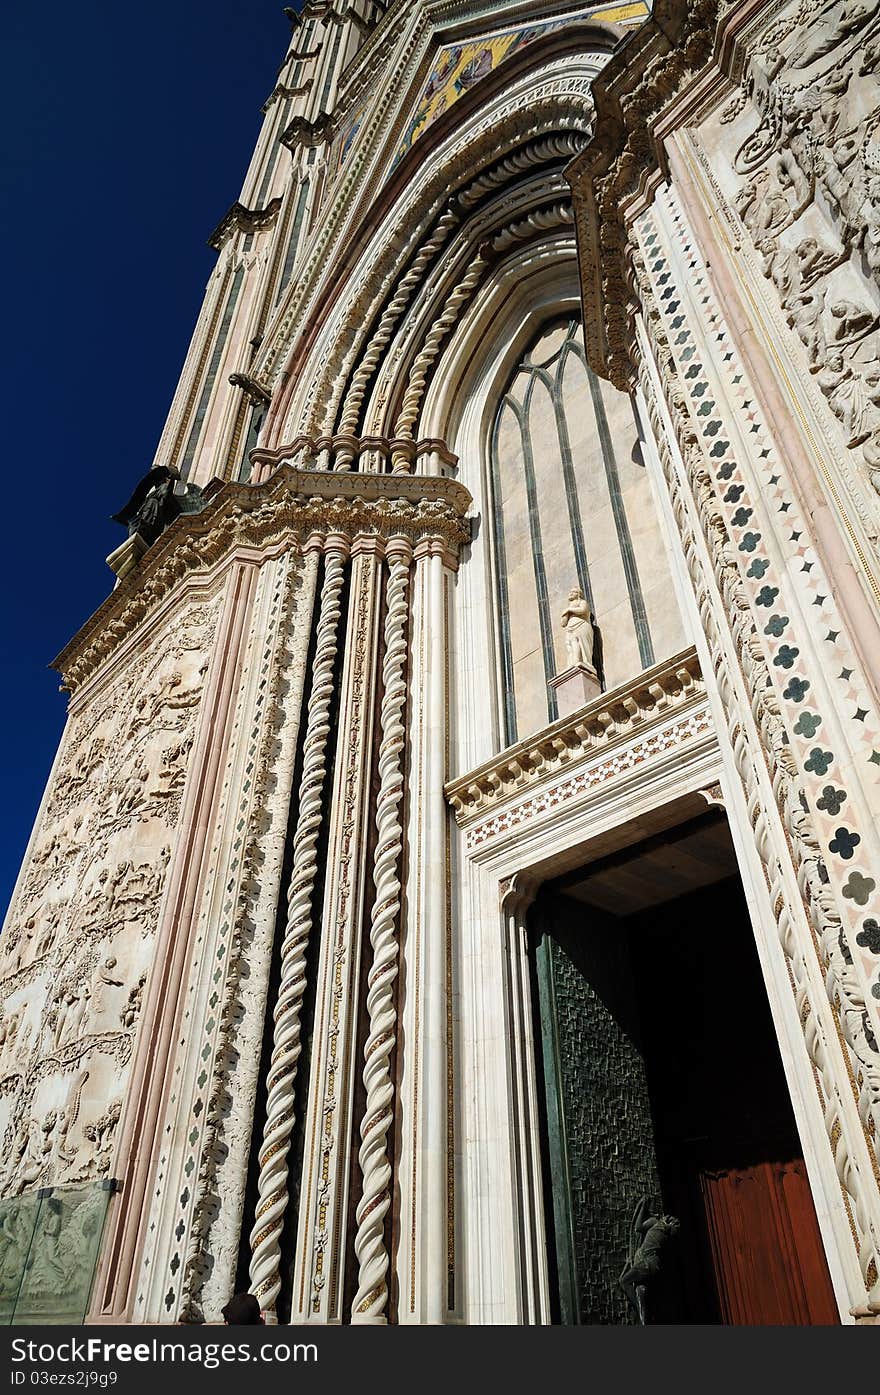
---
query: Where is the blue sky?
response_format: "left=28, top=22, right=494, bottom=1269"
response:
left=0, top=2, right=291, bottom=915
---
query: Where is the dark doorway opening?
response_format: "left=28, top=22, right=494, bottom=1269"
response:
left=530, top=811, right=839, bottom=1325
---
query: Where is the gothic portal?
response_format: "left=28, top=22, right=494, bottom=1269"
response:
left=2, top=0, right=880, bottom=1327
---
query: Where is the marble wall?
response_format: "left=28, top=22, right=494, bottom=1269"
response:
left=490, top=317, right=686, bottom=738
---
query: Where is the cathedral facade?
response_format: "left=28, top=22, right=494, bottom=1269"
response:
left=2, top=0, right=880, bottom=1325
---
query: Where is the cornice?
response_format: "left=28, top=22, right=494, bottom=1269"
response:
left=566, top=0, right=735, bottom=388
left=281, top=112, right=338, bottom=150
left=446, top=646, right=704, bottom=824
left=54, top=467, right=472, bottom=693
left=262, top=80, right=314, bottom=113
left=207, top=197, right=283, bottom=251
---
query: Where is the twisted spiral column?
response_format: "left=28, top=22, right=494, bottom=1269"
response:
left=351, top=539, right=412, bottom=1322
left=248, top=539, right=348, bottom=1318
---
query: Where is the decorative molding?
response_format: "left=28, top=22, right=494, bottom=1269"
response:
left=262, top=80, right=314, bottom=113
left=208, top=198, right=283, bottom=251
left=446, top=647, right=704, bottom=825
left=566, top=0, right=729, bottom=388
left=254, top=432, right=460, bottom=474
left=633, top=202, right=880, bottom=1305
left=52, top=467, right=471, bottom=694
left=281, top=112, right=337, bottom=151
left=696, top=782, right=725, bottom=811
left=324, top=5, right=373, bottom=36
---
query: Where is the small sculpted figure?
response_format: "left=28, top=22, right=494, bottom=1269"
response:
left=618, top=1195, right=680, bottom=1324
left=560, top=588, right=598, bottom=675
left=112, top=465, right=205, bottom=548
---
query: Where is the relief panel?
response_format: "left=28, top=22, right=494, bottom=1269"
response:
left=0, top=599, right=219, bottom=1198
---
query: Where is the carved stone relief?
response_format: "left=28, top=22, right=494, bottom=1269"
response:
left=0, top=599, right=218, bottom=1197
left=702, top=0, right=880, bottom=522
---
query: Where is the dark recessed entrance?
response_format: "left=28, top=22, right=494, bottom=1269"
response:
left=530, top=810, right=839, bottom=1325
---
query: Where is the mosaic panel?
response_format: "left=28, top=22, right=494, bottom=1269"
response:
left=392, top=2, right=649, bottom=168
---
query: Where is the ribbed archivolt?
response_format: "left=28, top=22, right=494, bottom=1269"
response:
left=390, top=246, right=489, bottom=472
left=332, top=210, right=460, bottom=467
left=249, top=543, right=347, bottom=1318
left=351, top=543, right=412, bottom=1322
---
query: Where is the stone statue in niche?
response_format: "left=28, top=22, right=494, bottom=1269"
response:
left=618, top=1195, right=681, bottom=1325
left=112, top=465, right=206, bottom=549
left=560, top=588, right=598, bottom=675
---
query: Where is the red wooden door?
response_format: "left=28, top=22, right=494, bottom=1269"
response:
left=700, top=1159, right=839, bottom=1324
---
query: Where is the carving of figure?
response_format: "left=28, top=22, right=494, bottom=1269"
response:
left=735, top=171, right=768, bottom=236
left=56, top=1069, right=89, bottom=1168
left=34, top=903, right=61, bottom=959
left=0, top=1205, right=31, bottom=1289
left=560, top=588, right=598, bottom=674
left=789, top=0, right=879, bottom=70
left=757, top=238, right=799, bottom=307
left=66, top=981, right=92, bottom=1044
left=789, top=287, right=827, bottom=366
left=91, top=955, right=123, bottom=1013
left=618, top=1195, right=680, bottom=1325
left=145, top=845, right=171, bottom=903
left=828, top=298, right=880, bottom=347
left=818, top=352, right=874, bottom=444
left=756, top=166, right=799, bottom=240
left=0, top=1012, right=19, bottom=1069
left=105, top=860, right=133, bottom=916
left=11, top=919, right=35, bottom=972
left=823, top=62, right=853, bottom=133
left=865, top=194, right=880, bottom=277
left=83, top=1100, right=122, bottom=1175
left=823, top=131, right=869, bottom=245
left=52, top=989, right=77, bottom=1050
left=116, top=765, right=149, bottom=816
left=862, top=427, right=880, bottom=498
left=794, top=235, right=846, bottom=289
left=25, top=1198, right=66, bottom=1291
left=120, top=971, right=147, bottom=1030
left=19, top=1112, right=58, bottom=1189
